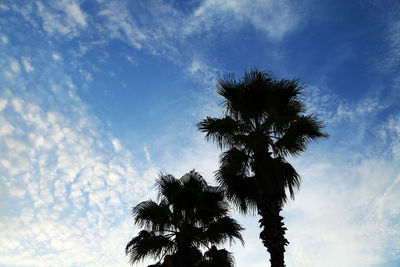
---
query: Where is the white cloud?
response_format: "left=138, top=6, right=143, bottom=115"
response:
left=10, top=59, right=20, bottom=73
left=21, top=57, right=34, bottom=72
left=1, top=34, right=9, bottom=44
left=0, top=98, right=7, bottom=112
left=36, top=0, right=87, bottom=37
left=143, top=145, right=151, bottom=162
left=187, top=58, right=219, bottom=86
left=305, top=85, right=386, bottom=126
left=279, top=116, right=400, bottom=266
left=0, top=2, right=9, bottom=10
left=64, top=0, right=87, bottom=27
left=184, top=0, right=301, bottom=40
left=384, top=19, right=400, bottom=71
left=0, top=116, right=14, bottom=136
left=98, top=1, right=146, bottom=49
left=112, top=138, right=122, bottom=152
left=126, top=55, right=135, bottom=65
left=0, top=45, right=155, bottom=266
left=52, top=53, right=61, bottom=60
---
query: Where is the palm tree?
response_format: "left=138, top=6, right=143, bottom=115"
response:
left=198, top=69, right=328, bottom=266
left=126, top=170, right=243, bottom=267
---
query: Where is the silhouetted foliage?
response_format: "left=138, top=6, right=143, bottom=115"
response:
left=126, top=170, right=243, bottom=267
left=198, top=69, right=328, bottom=267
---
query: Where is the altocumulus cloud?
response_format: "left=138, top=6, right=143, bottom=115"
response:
left=0, top=37, right=157, bottom=267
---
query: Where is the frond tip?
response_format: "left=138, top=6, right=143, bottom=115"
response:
left=197, top=116, right=241, bottom=149
left=125, top=230, right=173, bottom=264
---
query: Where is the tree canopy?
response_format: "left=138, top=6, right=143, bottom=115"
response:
left=126, top=170, right=243, bottom=267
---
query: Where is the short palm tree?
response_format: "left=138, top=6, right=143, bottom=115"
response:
left=198, top=69, right=327, bottom=266
left=126, top=170, right=243, bottom=267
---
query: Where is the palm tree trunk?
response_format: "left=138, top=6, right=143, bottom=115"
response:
left=258, top=195, right=288, bottom=267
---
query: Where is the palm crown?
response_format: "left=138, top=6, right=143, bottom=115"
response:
left=126, top=170, right=243, bottom=267
left=198, top=69, right=327, bottom=266
left=198, top=69, right=327, bottom=211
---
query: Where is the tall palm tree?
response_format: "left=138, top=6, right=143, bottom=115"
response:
left=198, top=69, right=327, bottom=266
left=126, top=170, right=243, bottom=267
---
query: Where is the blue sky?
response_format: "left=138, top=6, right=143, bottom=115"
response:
left=1, top=0, right=400, bottom=266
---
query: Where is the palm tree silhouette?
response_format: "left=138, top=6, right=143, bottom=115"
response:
left=126, top=170, right=243, bottom=267
left=198, top=69, right=328, bottom=266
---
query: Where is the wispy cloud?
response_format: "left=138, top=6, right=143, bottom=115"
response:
left=35, top=0, right=88, bottom=37
left=98, top=1, right=146, bottom=50
left=10, top=0, right=301, bottom=80
left=184, top=0, right=302, bottom=40
left=305, top=84, right=387, bottom=125
left=283, top=117, right=400, bottom=266
left=143, top=145, right=151, bottom=162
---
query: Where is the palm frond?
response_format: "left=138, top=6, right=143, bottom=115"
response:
left=197, top=116, right=243, bottom=149
left=216, top=148, right=258, bottom=213
left=156, top=173, right=182, bottom=204
left=216, top=73, right=240, bottom=115
left=258, top=156, right=301, bottom=203
left=278, top=158, right=301, bottom=201
left=203, top=216, right=244, bottom=246
left=132, top=200, right=172, bottom=231
left=273, top=115, right=328, bottom=156
left=125, top=230, right=174, bottom=264
left=194, top=187, right=229, bottom=225
left=180, top=170, right=207, bottom=191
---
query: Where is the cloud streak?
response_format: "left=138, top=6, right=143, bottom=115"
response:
left=184, top=0, right=301, bottom=40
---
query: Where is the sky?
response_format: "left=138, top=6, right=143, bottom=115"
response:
left=0, top=0, right=399, bottom=266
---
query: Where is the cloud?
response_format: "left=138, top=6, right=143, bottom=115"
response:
left=52, top=53, right=62, bottom=60
left=304, top=84, right=387, bottom=127
left=284, top=146, right=400, bottom=266
left=143, top=145, right=151, bottom=162
left=389, top=21, right=400, bottom=63
left=63, top=0, right=87, bottom=27
left=188, top=58, right=219, bottom=86
left=0, top=39, right=155, bottom=266
left=14, top=0, right=299, bottom=80
left=112, top=138, right=122, bottom=152
left=0, top=34, right=8, bottom=44
left=376, top=7, right=400, bottom=73
left=21, top=57, right=34, bottom=72
left=98, top=1, right=146, bottom=49
left=34, top=0, right=87, bottom=37
left=184, top=0, right=301, bottom=40
left=8, top=0, right=300, bottom=92
left=2, top=2, right=399, bottom=266
left=10, top=59, right=20, bottom=73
